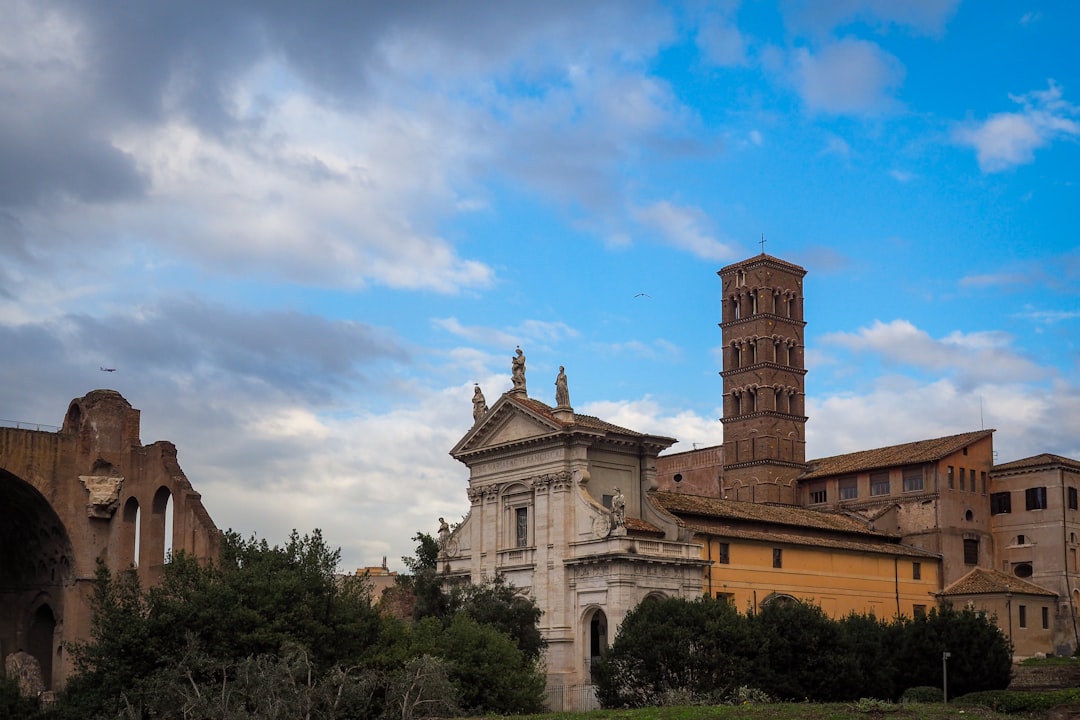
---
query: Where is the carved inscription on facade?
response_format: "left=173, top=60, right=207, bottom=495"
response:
left=475, top=449, right=561, bottom=475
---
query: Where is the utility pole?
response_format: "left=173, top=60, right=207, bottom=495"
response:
left=942, top=651, right=951, bottom=703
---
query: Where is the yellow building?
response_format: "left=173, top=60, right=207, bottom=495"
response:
left=653, top=491, right=941, bottom=618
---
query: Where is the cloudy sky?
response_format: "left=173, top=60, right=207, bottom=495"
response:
left=2, top=1, right=1077, bottom=571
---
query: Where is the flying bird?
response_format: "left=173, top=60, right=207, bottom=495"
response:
left=99, top=367, right=117, bottom=372
left=633, top=292, right=652, bottom=298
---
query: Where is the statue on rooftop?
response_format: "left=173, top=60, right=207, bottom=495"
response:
left=511, top=346, right=527, bottom=393
left=555, top=365, right=570, bottom=407
left=472, top=384, right=488, bottom=423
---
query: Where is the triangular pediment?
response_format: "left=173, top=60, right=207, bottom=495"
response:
left=451, top=393, right=564, bottom=457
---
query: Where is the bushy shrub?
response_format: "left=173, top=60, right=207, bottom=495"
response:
left=955, top=688, right=1080, bottom=714
left=900, top=685, right=944, bottom=703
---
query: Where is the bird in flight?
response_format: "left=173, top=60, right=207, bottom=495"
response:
left=99, top=367, right=117, bottom=372
left=633, top=292, right=652, bottom=298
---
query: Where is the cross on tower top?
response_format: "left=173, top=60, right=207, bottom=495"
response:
left=760, top=234, right=766, bottom=254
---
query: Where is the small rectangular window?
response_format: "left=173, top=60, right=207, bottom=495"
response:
left=959, top=467, right=966, bottom=491
left=970, top=469, right=977, bottom=492
left=991, top=492, right=1012, bottom=515
left=963, top=538, right=979, bottom=565
left=718, top=542, right=730, bottom=564
left=981, top=471, right=987, bottom=494
left=810, top=488, right=827, bottom=504
left=716, top=592, right=734, bottom=604
left=912, top=561, right=921, bottom=580
left=1026, top=487, right=1048, bottom=511
left=839, top=476, right=858, bottom=500
left=903, top=466, right=924, bottom=493
left=1070, top=487, right=1078, bottom=511
left=913, top=604, right=927, bottom=618
left=1042, top=606, right=1050, bottom=630
left=1019, top=604, right=1027, bottom=629
left=870, top=471, right=890, bottom=496
left=947, top=466, right=954, bottom=489
left=773, top=548, right=783, bottom=568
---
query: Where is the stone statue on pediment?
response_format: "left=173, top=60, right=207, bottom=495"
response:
left=511, top=346, right=526, bottom=394
left=555, top=366, right=570, bottom=408
left=472, top=384, right=488, bottom=423
left=611, top=487, right=626, bottom=528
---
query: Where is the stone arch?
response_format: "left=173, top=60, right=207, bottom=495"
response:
left=26, top=600, right=56, bottom=691
left=760, top=592, right=799, bottom=607
left=122, top=496, right=140, bottom=568
left=0, top=469, right=74, bottom=691
left=582, top=606, right=608, bottom=682
left=148, top=485, right=173, bottom=568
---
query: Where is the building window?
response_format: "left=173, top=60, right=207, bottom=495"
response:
left=515, top=507, right=529, bottom=548
left=839, top=476, right=858, bottom=500
left=718, top=542, right=730, bottom=564
left=912, top=561, right=921, bottom=580
left=1042, top=606, right=1050, bottom=630
left=913, top=604, right=927, bottom=618
left=773, top=548, right=783, bottom=568
left=963, top=538, right=979, bottom=565
left=991, top=492, right=1012, bottom=515
left=959, top=467, right=966, bottom=491
left=1017, top=534, right=1026, bottom=545
left=809, top=484, right=827, bottom=504
left=947, top=466, right=954, bottom=489
left=903, top=467, right=924, bottom=493
left=969, top=469, right=976, bottom=492
left=1070, top=487, right=1078, bottom=511
left=870, top=471, right=890, bottom=496
left=981, top=471, right=987, bottom=494
left=1014, top=562, right=1033, bottom=578
left=1026, top=487, right=1048, bottom=511
left=716, top=592, right=734, bottom=604
left=1019, top=605, right=1027, bottom=629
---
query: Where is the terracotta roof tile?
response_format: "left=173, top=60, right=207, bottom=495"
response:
left=992, top=453, right=1080, bottom=474
left=624, top=517, right=665, bottom=536
left=939, top=567, right=1056, bottom=597
left=684, top=524, right=939, bottom=558
left=652, top=491, right=885, bottom=537
left=800, top=430, right=995, bottom=480
left=508, top=395, right=654, bottom=437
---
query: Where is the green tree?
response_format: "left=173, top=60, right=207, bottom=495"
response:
left=449, top=574, right=545, bottom=661
left=892, top=604, right=1012, bottom=697
left=595, top=596, right=756, bottom=707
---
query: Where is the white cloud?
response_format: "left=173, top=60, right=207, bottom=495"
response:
left=782, top=0, right=961, bottom=37
left=820, top=319, right=1047, bottom=386
left=580, top=397, right=724, bottom=453
left=792, top=39, right=905, bottom=116
left=955, top=81, right=1080, bottom=173
left=433, top=318, right=579, bottom=348
left=632, top=200, right=736, bottom=260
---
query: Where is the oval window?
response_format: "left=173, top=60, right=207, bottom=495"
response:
left=1013, top=563, right=1033, bottom=578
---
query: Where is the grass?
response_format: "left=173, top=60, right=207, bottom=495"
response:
left=503, top=703, right=1028, bottom=720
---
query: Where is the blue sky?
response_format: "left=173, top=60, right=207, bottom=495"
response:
left=1, top=1, right=1077, bottom=571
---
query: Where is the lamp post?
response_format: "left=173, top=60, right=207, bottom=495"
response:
left=942, top=651, right=951, bottom=703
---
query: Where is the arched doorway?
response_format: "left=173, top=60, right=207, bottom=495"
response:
left=0, top=469, right=74, bottom=691
left=585, top=608, right=608, bottom=683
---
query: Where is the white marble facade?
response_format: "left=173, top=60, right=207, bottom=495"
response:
left=443, top=381, right=706, bottom=693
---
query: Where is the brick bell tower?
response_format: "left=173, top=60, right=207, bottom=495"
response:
left=719, top=252, right=807, bottom=504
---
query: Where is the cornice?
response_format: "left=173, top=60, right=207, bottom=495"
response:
left=720, top=411, right=808, bottom=424
left=720, top=313, right=806, bottom=330
left=721, top=362, right=808, bottom=379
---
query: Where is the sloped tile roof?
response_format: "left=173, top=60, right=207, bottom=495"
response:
left=684, top=524, right=939, bottom=558
left=800, top=430, right=995, bottom=480
left=652, top=491, right=885, bottom=537
left=624, top=517, right=665, bottom=536
left=992, top=453, right=1080, bottom=474
left=508, top=395, right=658, bottom=437
left=939, top=567, right=1056, bottom=598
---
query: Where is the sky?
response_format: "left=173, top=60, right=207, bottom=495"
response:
left=1, top=0, right=1078, bottom=572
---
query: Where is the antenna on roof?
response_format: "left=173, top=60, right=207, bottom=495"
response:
left=980, top=396, right=984, bottom=430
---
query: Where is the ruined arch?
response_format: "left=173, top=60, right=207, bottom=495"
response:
left=0, top=469, right=74, bottom=691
